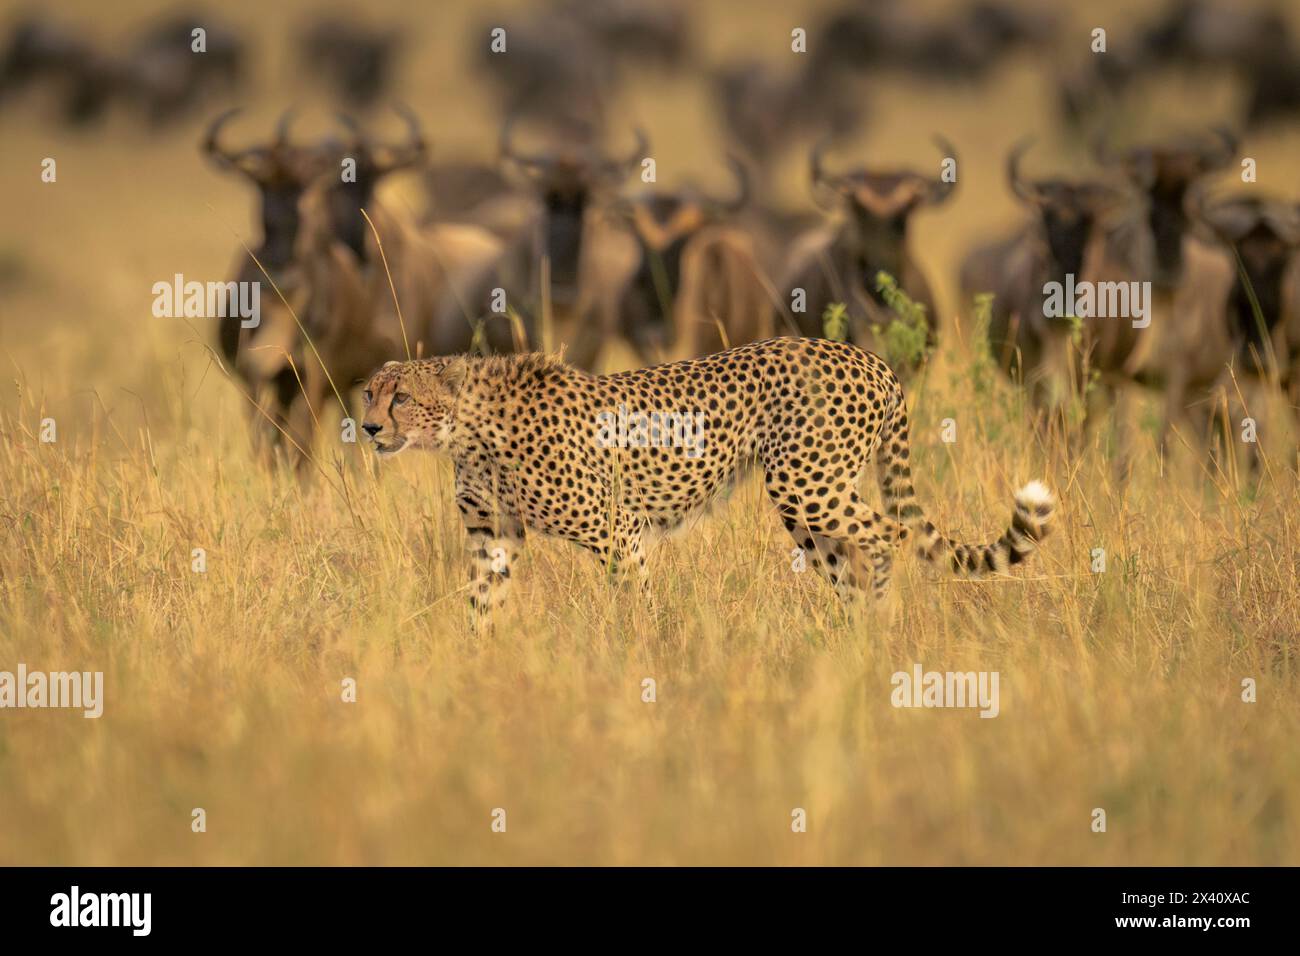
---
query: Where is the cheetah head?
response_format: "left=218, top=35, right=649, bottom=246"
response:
left=360, top=357, right=467, bottom=457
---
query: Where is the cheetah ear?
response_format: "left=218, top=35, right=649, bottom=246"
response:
left=382, top=360, right=400, bottom=369
left=440, top=356, right=469, bottom=394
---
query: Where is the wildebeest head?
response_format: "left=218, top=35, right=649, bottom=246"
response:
left=1193, top=192, right=1300, bottom=351
left=1096, top=127, right=1237, bottom=284
left=810, top=136, right=957, bottom=278
left=614, top=156, right=749, bottom=255
left=329, top=105, right=428, bottom=260
left=1006, top=139, right=1131, bottom=280
left=500, top=119, right=647, bottom=287
left=203, top=107, right=328, bottom=272
left=500, top=118, right=647, bottom=214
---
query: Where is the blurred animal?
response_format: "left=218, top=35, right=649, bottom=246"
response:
left=1139, top=193, right=1300, bottom=459
left=782, top=138, right=957, bottom=372
left=495, top=119, right=646, bottom=369
left=710, top=58, right=864, bottom=192
left=124, top=13, right=244, bottom=125
left=475, top=0, right=689, bottom=126
left=202, top=108, right=330, bottom=459
left=613, top=158, right=772, bottom=359
left=291, top=107, right=509, bottom=449
left=1, top=13, right=243, bottom=126
left=1058, top=0, right=1300, bottom=131
left=959, top=141, right=1135, bottom=410
left=1093, top=127, right=1237, bottom=289
left=421, top=160, right=532, bottom=240
left=815, top=0, right=1055, bottom=83
left=0, top=17, right=123, bottom=124
left=298, top=15, right=402, bottom=108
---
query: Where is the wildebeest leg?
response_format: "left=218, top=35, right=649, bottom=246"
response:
left=1085, top=380, right=1133, bottom=481
left=247, top=366, right=299, bottom=468
left=283, top=358, right=334, bottom=473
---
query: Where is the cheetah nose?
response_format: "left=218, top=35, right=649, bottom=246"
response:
left=362, top=423, right=382, bottom=438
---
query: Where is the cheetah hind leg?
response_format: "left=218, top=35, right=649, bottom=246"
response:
left=782, top=519, right=897, bottom=624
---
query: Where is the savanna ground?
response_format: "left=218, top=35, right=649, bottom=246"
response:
left=0, top=0, right=1297, bottom=865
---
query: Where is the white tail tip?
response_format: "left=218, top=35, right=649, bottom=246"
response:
left=1015, top=480, right=1055, bottom=511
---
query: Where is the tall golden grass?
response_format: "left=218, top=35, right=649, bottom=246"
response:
left=0, top=0, right=1297, bottom=865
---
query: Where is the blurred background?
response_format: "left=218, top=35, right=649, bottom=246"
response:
left=4, top=0, right=1300, bottom=413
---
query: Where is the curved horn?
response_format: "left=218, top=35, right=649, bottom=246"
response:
left=498, top=115, right=553, bottom=169
left=1006, top=137, right=1039, bottom=203
left=929, top=134, right=958, bottom=204
left=335, top=112, right=366, bottom=151
left=1203, top=125, right=1238, bottom=167
left=202, top=107, right=245, bottom=163
left=809, top=136, right=834, bottom=189
left=391, top=102, right=427, bottom=161
left=607, top=126, right=649, bottom=174
left=1183, top=178, right=1215, bottom=229
left=713, top=154, right=751, bottom=212
left=274, top=105, right=297, bottom=147
left=1091, top=127, right=1117, bottom=167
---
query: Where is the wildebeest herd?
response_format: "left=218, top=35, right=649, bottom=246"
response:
left=6, top=0, right=1298, bottom=470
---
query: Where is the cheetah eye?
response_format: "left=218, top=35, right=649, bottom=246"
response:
left=363, top=389, right=373, bottom=405
left=393, top=392, right=411, bottom=406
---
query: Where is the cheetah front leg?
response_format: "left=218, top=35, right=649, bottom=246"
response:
left=578, top=509, right=655, bottom=605
left=604, top=512, right=653, bottom=598
left=457, top=495, right=526, bottom=628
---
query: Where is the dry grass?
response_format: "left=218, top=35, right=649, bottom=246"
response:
left=0, top=0, right=1297, bottom=866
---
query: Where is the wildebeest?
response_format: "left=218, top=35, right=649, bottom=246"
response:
left=298, top=15, right=402, bottom=109
left=1, top=13, right=243, bottom=126
left=1137, top=193, right=1300, bottom=459
left=1058, top=0, right=1300, bottom=131
left=959, top=141, right=1136, bottom=409
left=554, top=0, right=689, bottom=69
left=207, top=106, right=508, bottom=463
left=710, top=58, right=865, bottom=194
left=1140, top=0, right=1300, bottom=128
left=814, top=0, right=1055, bottom=83
left=295, top=109, right=509, bottom=409
left=474, top=13, right=609, bottom=126
left=1093, top=127, right=1237, bottom=289
left=0, top=17, right=123, bottom=124
left=475, top=0, right=689, bottom=126
left=495, top=118, right=647, bottom=369
left=202, top=108, right=331, bottom=459
left=611, top=158, right=772, bottom=359
left=419, top=160, right=538, bottom=247
left=781, top=137, right=957, bottom=372
left=124, top=13, right=244, bottom=125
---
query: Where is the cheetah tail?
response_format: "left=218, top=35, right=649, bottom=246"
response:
left=875, top=399, right=1055, bottom=575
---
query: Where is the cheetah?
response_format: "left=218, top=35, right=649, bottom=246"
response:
left=360, top=337, right=1055, bottom=619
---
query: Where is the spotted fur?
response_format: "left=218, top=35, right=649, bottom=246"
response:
left=361, top=337, right=1055, bottom=618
